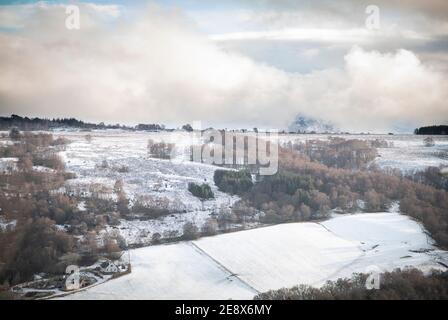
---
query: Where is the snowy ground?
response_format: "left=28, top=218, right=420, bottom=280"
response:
left=0, top=157, right=17, bottom=173
left=279, top=133, right=448, bottom=172
left=60, top=212, right=447, bottom=300
left=54, top=130, right=239, bottom=244
left=58, top=242, right=257, bottom=300
left=50, top=130, right=448, bottom=245
left=0, top=217, right=16, bottom=231
left=3, top=130, right=446, bottom=299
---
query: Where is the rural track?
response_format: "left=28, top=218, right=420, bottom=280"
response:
left=312, top=221, right=368, bottom=287
left=189, top=242, right=261, bottom=295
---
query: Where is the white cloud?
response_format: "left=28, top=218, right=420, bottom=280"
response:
left=299, top=47, right=448, bottom=131
left=85, top=3, right=121, bottom=18
left=0, top=3, right=446, bottom=132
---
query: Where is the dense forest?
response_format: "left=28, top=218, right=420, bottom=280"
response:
left=414, top=125, right=448, bottom=135
left=254, top=269, right=448, bottom=300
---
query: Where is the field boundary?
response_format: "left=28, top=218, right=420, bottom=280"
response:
left=189, top=242, right=261, bottom=295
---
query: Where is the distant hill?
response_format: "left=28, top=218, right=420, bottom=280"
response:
left=414, top=125, right=448, bottom=135
left=0, top=114, right=167, bottom=132
left=288, top=115, right=339, bottom=133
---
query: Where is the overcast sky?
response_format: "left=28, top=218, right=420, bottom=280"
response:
left=0, top=0, right=447, bottom=131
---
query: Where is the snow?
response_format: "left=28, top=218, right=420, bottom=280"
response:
left=54, top=130, right=240, bottom=244
left=320, top=213, right=442, bottom=277
left=48, top=130, right=448, bottom=245
left=59, top=242, right=256, bottom=300
left=77, top=201, right=86, bottom=211
left=0, top=217, right=17, bottom=231
left=195, top=222, right=361, bottom=292
left=32, top=165, right=56, bottom=173
left=52, top=130, right=448, bottom=244
left=59, top=212, right=447, bottom=300
left=107, top=209, right=218, bottom=245
left=1, top=129, right=445, bottom=298
left=0, top=157, right=18, bottom=172
left=288, top=115, right=337, bottom=133
left=279, top=133, right=448, bottom=172
left=43, top=130, right=448, bottom=299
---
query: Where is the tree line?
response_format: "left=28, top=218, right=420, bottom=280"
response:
left=284, top=137, right=389, bottom=170
left=414, top=125, right=448, bottom=135
left=254, top=269, right=448, bottom=300
left=0, top=114, right=173, bottom=132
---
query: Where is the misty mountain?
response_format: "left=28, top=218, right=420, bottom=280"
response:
left=288, top=115, right=339, bottom=133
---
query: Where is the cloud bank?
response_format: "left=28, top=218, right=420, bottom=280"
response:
left=0, top=2, right=447, bottom=132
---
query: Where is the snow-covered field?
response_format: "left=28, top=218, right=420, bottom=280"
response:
left=60, top=212, right=447, bottom=300
left=59, top=242, right=257, bottom=300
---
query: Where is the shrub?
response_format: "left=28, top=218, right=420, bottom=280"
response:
left=147, top=139, right=175, bottom=159
left=201, top=218, right=218, bottom=236
left=188, top=182, right=214, bottom=200
left=151, top=233, right=162, bottom=244
left=9, top=127, right=21, bottom=140
left=182, top=124, right=193, bottom=132
left=424, top=137, right=435, bottom=147
left=51, top=136, right=69, bottom=146
left=116, top=165, right=130, bottom=173
left=33, top=153, right=65, bottom=171
left=131, top=201, right=171, bottom=219
left=182, top=222, right=199, bottom=240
